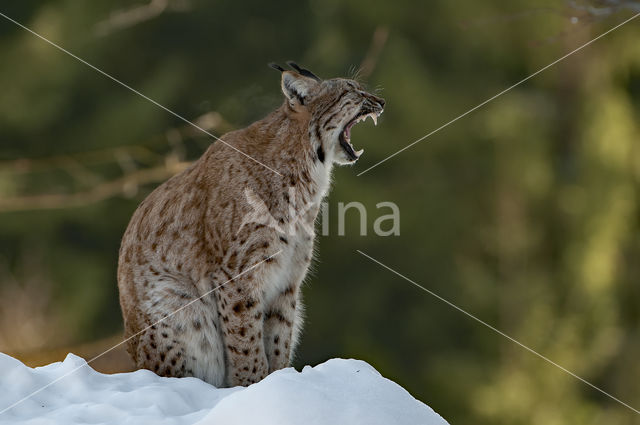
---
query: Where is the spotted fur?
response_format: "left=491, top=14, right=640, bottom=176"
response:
left=117, top=65, right=384, bottom=387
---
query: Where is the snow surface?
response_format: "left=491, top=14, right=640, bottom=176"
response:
left=0, top=353, right=448, bottom=425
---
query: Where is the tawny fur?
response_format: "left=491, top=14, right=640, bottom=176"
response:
left=117, top=66, right=384, bottom=387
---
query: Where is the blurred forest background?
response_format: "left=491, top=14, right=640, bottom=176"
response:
left=1, top=0, right=639, bottom=423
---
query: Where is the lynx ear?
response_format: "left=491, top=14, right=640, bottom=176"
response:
left=281, top=71, right=318, bottom=106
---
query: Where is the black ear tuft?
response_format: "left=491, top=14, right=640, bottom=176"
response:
left=269, top=63, right=286, bottom=72
left=286, top=61, right=304, bottom=72
left=286, top=61, right=321, bottom=82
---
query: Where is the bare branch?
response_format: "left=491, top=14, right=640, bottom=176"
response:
left=0, top=146, right=161, bottom=175
left=0, top=161, right=191, bottom=212
left=0, top=110, right=232, bottom=213
left=0, top=110, right=230, bottom=175
left=357, top=26, right=389, bottom=81
left=94, top=0, right=192, bottom=37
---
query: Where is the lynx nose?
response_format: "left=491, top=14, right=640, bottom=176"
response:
left=366, top=94, right=384, bottom=111
left=363, top=92, right=385, bottom=112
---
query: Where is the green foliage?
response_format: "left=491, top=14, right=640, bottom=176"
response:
left=0, top=1, right=639, bottom=423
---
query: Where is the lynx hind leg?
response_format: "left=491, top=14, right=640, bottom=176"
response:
left=263, top=284, right=302, bottom=373
left=131, top=281, right=226, bottom=387
left=214, top=273, right=271, bottom=387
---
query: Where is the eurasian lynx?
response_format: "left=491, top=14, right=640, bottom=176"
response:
left=117, top=62, right=384, bottom=387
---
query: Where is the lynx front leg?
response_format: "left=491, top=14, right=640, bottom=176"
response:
left=263, top=284, right=301, bottom=373
left=216, top=277, right=269, bottom=387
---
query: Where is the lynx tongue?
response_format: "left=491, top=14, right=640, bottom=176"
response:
left=344, top=120, right=356, bottom=141
left=339, top=130, right=360, bottom=161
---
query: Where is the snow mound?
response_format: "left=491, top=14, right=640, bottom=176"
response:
left=0, top=353, right=448, bottom=425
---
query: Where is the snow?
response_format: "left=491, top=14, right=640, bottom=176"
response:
left=0, top=353, right=448, bottom=425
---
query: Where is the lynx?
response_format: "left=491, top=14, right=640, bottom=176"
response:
left=117, top=62, right=385, bottom=387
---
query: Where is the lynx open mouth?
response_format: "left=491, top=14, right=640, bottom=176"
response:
left=339, top=109, right=382, bottom=162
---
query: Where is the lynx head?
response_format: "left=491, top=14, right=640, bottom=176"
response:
left=271, top=62, right=385, bottom=165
